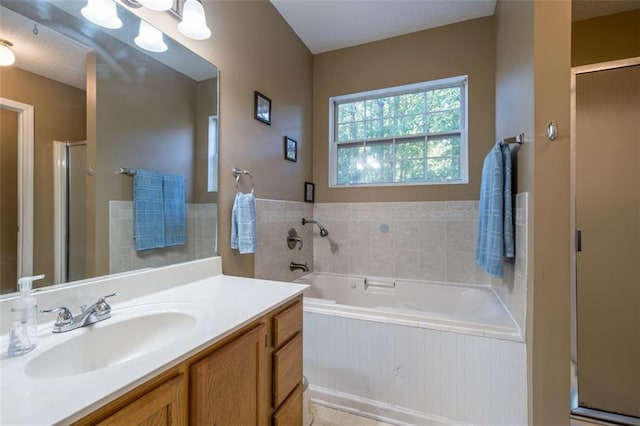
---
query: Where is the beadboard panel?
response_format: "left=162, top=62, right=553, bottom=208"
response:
left=304, top=311, right=527, bottom=425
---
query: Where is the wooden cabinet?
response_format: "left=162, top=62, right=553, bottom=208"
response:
left=273, top=384, right=303, bottom=426
left=271, top=300, right=303, bottom=423
left=190, top=323, right=266, bottom=425
left=96, top=374, right=186, bottom=426
left=74, top=296, right=302, bottom=426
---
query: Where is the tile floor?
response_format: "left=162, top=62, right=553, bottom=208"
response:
left=310, top=403, right=394, bottom=426
left=310, top=403, right=619, bottom=426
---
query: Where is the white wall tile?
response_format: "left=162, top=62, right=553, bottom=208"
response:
left=109, top=202, right=216, bottom=274
left=254, top=199, right=313, bottom=281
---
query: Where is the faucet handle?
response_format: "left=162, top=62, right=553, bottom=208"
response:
left=41, top=306, right=74, bottom=326
left=95, top=292, right=118, bottom=315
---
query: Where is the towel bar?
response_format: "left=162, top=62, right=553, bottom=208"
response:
left=500, top=133, right=525, bottom=145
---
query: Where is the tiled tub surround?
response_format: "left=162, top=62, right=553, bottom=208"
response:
left=254, top=199, right=314, bottom=282
left=109, top=201, right=217, bottom=273
left=312, top=196, right=529, bottom=332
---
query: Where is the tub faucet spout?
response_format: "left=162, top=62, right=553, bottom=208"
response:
left=290, top=262, right=309, bottom=272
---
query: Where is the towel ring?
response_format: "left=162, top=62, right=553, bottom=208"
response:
left=233, top=168, right=254, bottom=194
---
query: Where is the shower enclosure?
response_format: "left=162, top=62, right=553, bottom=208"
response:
left=53, top=141, right=87, bottom=284
left=571, top=59, right=640, bottom=425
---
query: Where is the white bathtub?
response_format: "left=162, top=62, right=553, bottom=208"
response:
left=298, top=272, right=520, bottom=339
left=297, top=273, right=527, bottom=426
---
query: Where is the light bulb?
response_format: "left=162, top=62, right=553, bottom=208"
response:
left=0, top=40, right=16, bottom=66
left=81, top=0, right=122, bottom=30
left=137, top=0, right=173, bottom=12
left=134, top=20, right=168, bottom=53
left=177, top=0, right=211, bottom=40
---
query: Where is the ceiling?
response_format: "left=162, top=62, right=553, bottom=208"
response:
left=270, top=0, right=497, bottom=54
left=271, top=0, right=640, bottom=54
left=0, top=6, right=91, bottom=89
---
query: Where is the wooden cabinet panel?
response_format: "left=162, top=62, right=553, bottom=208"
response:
left=272, top=384, right=302, bottom=426
left=190, top=323, right=266, bottom=426
left=272, top=301, right=302, bottom=348
left=96, top=374, right=185, bottom=426
left=273, top=332, right=302, bottom=408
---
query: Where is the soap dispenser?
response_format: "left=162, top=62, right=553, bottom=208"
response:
left=7, top=274, right=44, bottom=357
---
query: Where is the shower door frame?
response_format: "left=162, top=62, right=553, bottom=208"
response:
left=570, top=56, right=640, bottom=426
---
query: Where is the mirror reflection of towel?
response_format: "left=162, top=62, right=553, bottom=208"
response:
left=134, top=170, right=165, bottom=250
left=133, top=170, right=186, bottom=251
left=163, top=174, right=186, bottom=247
left=231, top=192, right=256, bottom=254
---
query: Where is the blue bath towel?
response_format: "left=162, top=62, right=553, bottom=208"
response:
left=502, top=145, right=515, bottom=258
left=231, top=192, right=256, bottom=254
left=163, top=174, right=186, bottom=247
left=475, top=143, right=515, bottom=278
left=134, top=170, right=165, bottom=250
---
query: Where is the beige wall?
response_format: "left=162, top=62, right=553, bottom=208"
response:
left=572, top=10, right=640, bottom=67
left=495, top=0, right=572, bottom=423
left=312, top=16, right=496, bottom=203
left=0, top=67, right=86, bottom=288
left=126, top=0, right=314, bottom=277
left=532, top=0, right=572, bottom=423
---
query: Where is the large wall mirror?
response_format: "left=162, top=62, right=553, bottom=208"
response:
left=0, top=0, right=219, bottom=295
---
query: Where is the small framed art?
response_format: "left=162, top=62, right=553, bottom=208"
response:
left=254, top=91, right=271, bottom=125
left=304, top=181, right=315, bottom=203
left=285, top=136, right=297, bottom=162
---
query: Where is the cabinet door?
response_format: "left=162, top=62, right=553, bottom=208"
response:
left=97, top=374, right=185, bottom=426
left=273, top=384, right=302, bottom=426
left=190, top=323, right=266, bottom=426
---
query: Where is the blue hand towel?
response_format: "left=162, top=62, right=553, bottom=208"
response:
left=163, top=174, right=186, bottom=247
left=231, top=192, right=256, bottom=254
left=475, top=143, right=515, bottom=278
left=134, top=170, right=165, bottom=250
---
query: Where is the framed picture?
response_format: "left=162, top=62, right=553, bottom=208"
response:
left=284, top=136, right=297, bottom=162
left=304, top=182, right=315, bottom=203
left=254, top=91, right=271, bottom=125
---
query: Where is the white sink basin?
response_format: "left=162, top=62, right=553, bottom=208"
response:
left=25, top=304, right=202, bottom=379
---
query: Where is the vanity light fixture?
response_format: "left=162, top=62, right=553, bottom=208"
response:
left=177, top=0, right=211, bottom=40
left=134, top=20, right=168, bottom=52
left=81, top=0, right=123, bottom=29
left=0, top=39, right=16, bottom=66
left=136, top=0, right=173, bottom=12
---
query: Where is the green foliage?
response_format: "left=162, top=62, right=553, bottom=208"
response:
left=335, top=85, right=464, bottom=185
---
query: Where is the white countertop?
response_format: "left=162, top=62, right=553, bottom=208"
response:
left=0, top=258, right=307, bottom=425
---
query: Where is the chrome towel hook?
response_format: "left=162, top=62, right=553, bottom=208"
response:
left=547, top=121, right=558, bottom=141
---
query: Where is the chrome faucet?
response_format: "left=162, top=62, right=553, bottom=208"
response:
left=287, top=228, right=303, bottom=250
left=42, top=293, right=117, bottom=333
left=290, top=262, right=309, bottom=272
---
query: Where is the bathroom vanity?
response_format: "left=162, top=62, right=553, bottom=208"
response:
left=0, top=257, right=306, bottom=425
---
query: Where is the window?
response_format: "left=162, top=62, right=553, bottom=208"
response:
left=329, top=76, right=468, bottom=187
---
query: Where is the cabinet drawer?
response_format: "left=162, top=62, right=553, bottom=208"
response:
left=272, top=300, right=302, bottom=348
left=273, top=332, right=302, bottom=408
left=272, top=384, right=302, bottom=426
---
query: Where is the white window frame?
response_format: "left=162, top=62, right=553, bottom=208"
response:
left=328, top=75, right=469, bottom=188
